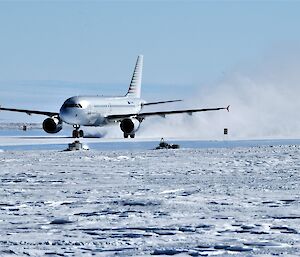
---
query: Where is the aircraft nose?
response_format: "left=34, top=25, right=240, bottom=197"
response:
left=60, top=106, right=77, bottom=124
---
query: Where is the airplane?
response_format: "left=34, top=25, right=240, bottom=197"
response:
left=0, top=55, right=229, bottom=138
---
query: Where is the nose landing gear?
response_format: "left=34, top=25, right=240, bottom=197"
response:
left=72, top=125, right=84, bottom=138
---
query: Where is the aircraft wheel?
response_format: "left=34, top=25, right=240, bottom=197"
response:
left=130, top=134, right=135, bottom=138
left=79, top=130, right=84, bottom=138
left=124, top=133, right=129, bottom=138
left=72, top=130, right=79, bottom=138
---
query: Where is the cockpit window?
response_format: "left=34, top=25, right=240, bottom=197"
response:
left=63, top=103, right=82, bottom=108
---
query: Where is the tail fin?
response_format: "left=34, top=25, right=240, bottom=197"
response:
left=126, top=55, right=143, bottom=98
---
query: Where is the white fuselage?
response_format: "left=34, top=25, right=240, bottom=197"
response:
left=59, top=96, right=144, bottom=126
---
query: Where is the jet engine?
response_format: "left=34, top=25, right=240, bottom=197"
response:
left=42, top=116, right=63, bottom=134
left=120, top=118, right=140, bottom=134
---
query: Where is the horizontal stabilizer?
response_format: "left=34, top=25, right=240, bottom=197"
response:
left=143, top=99, right=182, bottom=106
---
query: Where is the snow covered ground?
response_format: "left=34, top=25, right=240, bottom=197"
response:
left=0, top=144, right=299, bottom=256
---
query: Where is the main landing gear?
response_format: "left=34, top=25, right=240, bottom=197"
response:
left=123, top=133, right=135, bottom=139
left=72, top=125, right=84, bottom=138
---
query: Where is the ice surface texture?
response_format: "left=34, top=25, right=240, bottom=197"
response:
left=0, top=145, right=299, bottom=256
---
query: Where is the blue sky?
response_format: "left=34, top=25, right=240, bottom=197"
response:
left=1, top=1, right=299, bottom=86
left=0, top=1, right=300, bottom=138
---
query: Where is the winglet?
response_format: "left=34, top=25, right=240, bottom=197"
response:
left=226, top=105, right=230, bottom=112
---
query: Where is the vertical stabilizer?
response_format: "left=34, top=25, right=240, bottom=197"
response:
left=126, top=55, right=143, bottom=98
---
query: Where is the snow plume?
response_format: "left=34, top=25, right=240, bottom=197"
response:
left=139, top=49, right=300, bottom=140
left=84, top=125, right=123, bottom=138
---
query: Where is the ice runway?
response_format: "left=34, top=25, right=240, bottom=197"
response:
left=0, top=143, right=299, bottom=256
left=0, top=135, right=300, bottom=151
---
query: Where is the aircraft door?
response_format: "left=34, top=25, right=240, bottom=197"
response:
left=87, top=104, right=97, bottom=124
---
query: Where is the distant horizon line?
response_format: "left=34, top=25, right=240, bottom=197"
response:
left=0, top=79, right=197, bottom=88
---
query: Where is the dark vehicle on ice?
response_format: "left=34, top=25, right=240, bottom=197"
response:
left=155, top=138, right=180, bottom=150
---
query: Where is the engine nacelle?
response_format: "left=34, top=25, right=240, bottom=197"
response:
left=120, top=118, right=140, bottom=134
left=43, top=116, right=63, bottom=134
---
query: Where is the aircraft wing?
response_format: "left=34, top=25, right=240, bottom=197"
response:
left=107, top=105, right=230, bottom=121
left=0, top=107, right=59, bottom=117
